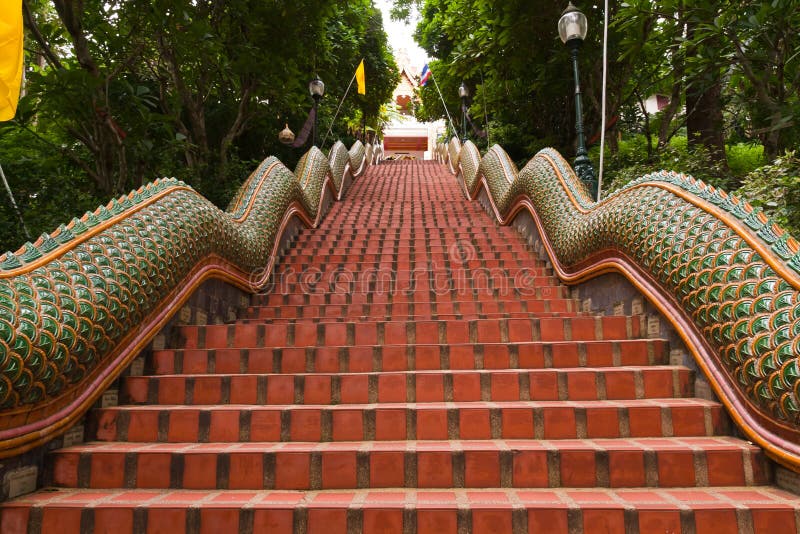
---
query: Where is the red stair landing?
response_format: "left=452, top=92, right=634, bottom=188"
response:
left=2, top=160, right=799, bottom=534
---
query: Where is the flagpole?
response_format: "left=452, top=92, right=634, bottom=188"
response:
left=427, top=68, right=457, bottom=141
left=0, top=163, right=31, bottom=240
left=597, top=0, right=609, bottom=202
left=321, top=59, right=363, bottom=149
left=480, top=68, right=490, bottom=146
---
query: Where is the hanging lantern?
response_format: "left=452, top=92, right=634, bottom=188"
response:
left=278, top=123, right=295, bottom=145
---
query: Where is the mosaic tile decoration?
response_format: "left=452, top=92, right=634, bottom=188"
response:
left=0, top=143, right=368, bottom=448
left=447, top=138, right=461, bottom=176
left=328, top=142, right=349, bottom=194
left=458, top=142, right=481, bottom=195
left=349, top=140, right=367, bottom=177
left=445, top=139, right=800, bottom=465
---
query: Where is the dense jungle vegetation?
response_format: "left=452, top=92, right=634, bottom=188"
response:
left=0, top=0, right=399, bottom=251
left=1, top=0, right=798, bottom=251
left=396, top=0, right=800, bottom=235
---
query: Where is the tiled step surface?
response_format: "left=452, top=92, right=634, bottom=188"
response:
left=90, top=398, right=725, bottom=443
left=247, top=299, right=578, bottom=320
left=254, top=285, right=574, bottom=306
left=4, top=160, right=798, bottom=533
left=177, top=316, right=643, bottom=351
left=120, top=367, right=694, bottom=405
left=49, top=437, right=765, bottom=490
left=5, top=487, right=799, bottom=534
left=150, top=339, right=668, bottom=375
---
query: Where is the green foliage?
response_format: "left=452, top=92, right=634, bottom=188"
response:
left=727, top=143, right=766, bottom=177
left=2, top=0, right=397, bottom=253
left=598, top=135, right=764, bottom=195
left=0, top=125, right=102, bottom=252
left=411, top=0, right=577, bottom=158
left=409, top=0, right=799, bottom=223
left=736, top=151, right=800, bottom=238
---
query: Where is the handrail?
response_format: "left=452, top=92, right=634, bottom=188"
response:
left=443, top=139, right=800, bottom=471
left=0, top=141, right=369, bottom=457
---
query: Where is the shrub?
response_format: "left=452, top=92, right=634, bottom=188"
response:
left=597, top=135, right=731, bottom=195
left=727, top=142, right=766, bottom=177
left=736, top=151, right=800, bottom=238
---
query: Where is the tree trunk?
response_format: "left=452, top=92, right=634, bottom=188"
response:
left=686, top=78, right=728, bottom=165
left=51, top=0, right=131, bottom=196
left=657, top=3, right=685, bottom=151
left=684, top=4, right=727, bottom=168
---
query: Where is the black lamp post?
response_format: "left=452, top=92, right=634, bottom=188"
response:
left=308, top=76, right=325, bottom=147
left=559, top=2, right=597, bottom=198
left=458, top=82, right=469, bottom=142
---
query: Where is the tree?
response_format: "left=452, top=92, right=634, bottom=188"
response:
left=0, top=0, right=398, bottom=252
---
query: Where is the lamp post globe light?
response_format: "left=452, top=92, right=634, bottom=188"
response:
left=458, top=82, right=469, bottom=142
left=309, top=76, right=325, bottom=147
left=558, top=2, right=597, bottom=198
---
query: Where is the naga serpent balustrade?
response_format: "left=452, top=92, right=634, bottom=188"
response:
left=0, top=141, right=373, bottom=458
left=440, top=139, right=800, bottom=472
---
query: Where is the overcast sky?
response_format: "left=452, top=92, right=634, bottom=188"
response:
left=376, top=0, right=428, bottom=71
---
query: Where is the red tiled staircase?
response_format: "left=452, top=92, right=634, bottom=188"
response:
left=3, top=161, right=800, bottom=533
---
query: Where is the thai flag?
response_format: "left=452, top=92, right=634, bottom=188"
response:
left=420, top=63, right=431, bottom=86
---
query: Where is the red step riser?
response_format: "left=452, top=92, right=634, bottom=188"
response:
left=247, top=300, right=579, bottom=320
left=49, top=439, right=764, bottom=490
left=121, top=368, right=693, bottom=406
left=273, top=264, right=553, bottom=278
left=178, top=317, right=642, bottom=350
left=5, top=489, right=797, bottom=534
left=91, top=401, right=727, bottom=443
left=280, top=254, right=549, bottom=267
left=255, top=288, right=575, bottom=306
left=240, top=313, right=579, bottom=325
left=151, top=340, right=667, bottom=375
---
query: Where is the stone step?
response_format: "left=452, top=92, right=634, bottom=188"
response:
left=121, top=367, right=693, bottom=406
left=151, top=339, right=668, bottom=375
left=277, top=254, right=549, bottom=268
left=246, top=300, right=580, bottom=320
left=90, top=399, right=727, bottom=443
left=177, top=316, right=643, bottom=350
left=239, top=312, right=580, bottom=325
left=253, top=287, right=575, bottom=306
left=48, top=437, right=765, bottom=491
left=275, top=262, right=553, bottom=280
left=260, top=276, right=564, bottom=296
left=283, top=249, right=540, bottom=262
left=5, top=487, right=797, bottom=534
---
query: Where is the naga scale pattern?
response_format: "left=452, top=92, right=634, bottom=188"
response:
left=446, top=141, right=800, bottom=435
left=0, top=142, right=366, bottom=426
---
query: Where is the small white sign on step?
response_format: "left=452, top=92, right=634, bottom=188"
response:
left=582, top=298, right=592, bottom=313
left=151, top=334, right=165, bottom=350
left=613, top=301, right=625, bottom=316
left=196, top=310, right=208, bottom=325
left=179, top=306, right=192, bottom=324
left=631, top=297, right=643, bottom=316
left=669, top=349, right=684, bottom=366
left=646, top=315, right=660, bottom=338
left=101, top=389, right=119, bottom=408
left=62, top=424, right=85, bottom=447
left=694, top=379, right=715, bottom=401
left=776, top=467, right=800, bottom=495
left=3, top=466, right=38, bottom=499
left=129, top=357, right=145, bottom=376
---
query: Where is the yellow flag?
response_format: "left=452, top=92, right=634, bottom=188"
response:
left=0, top=0, right=23, bottom=121
left=355, top=59, right=365, bottom=95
